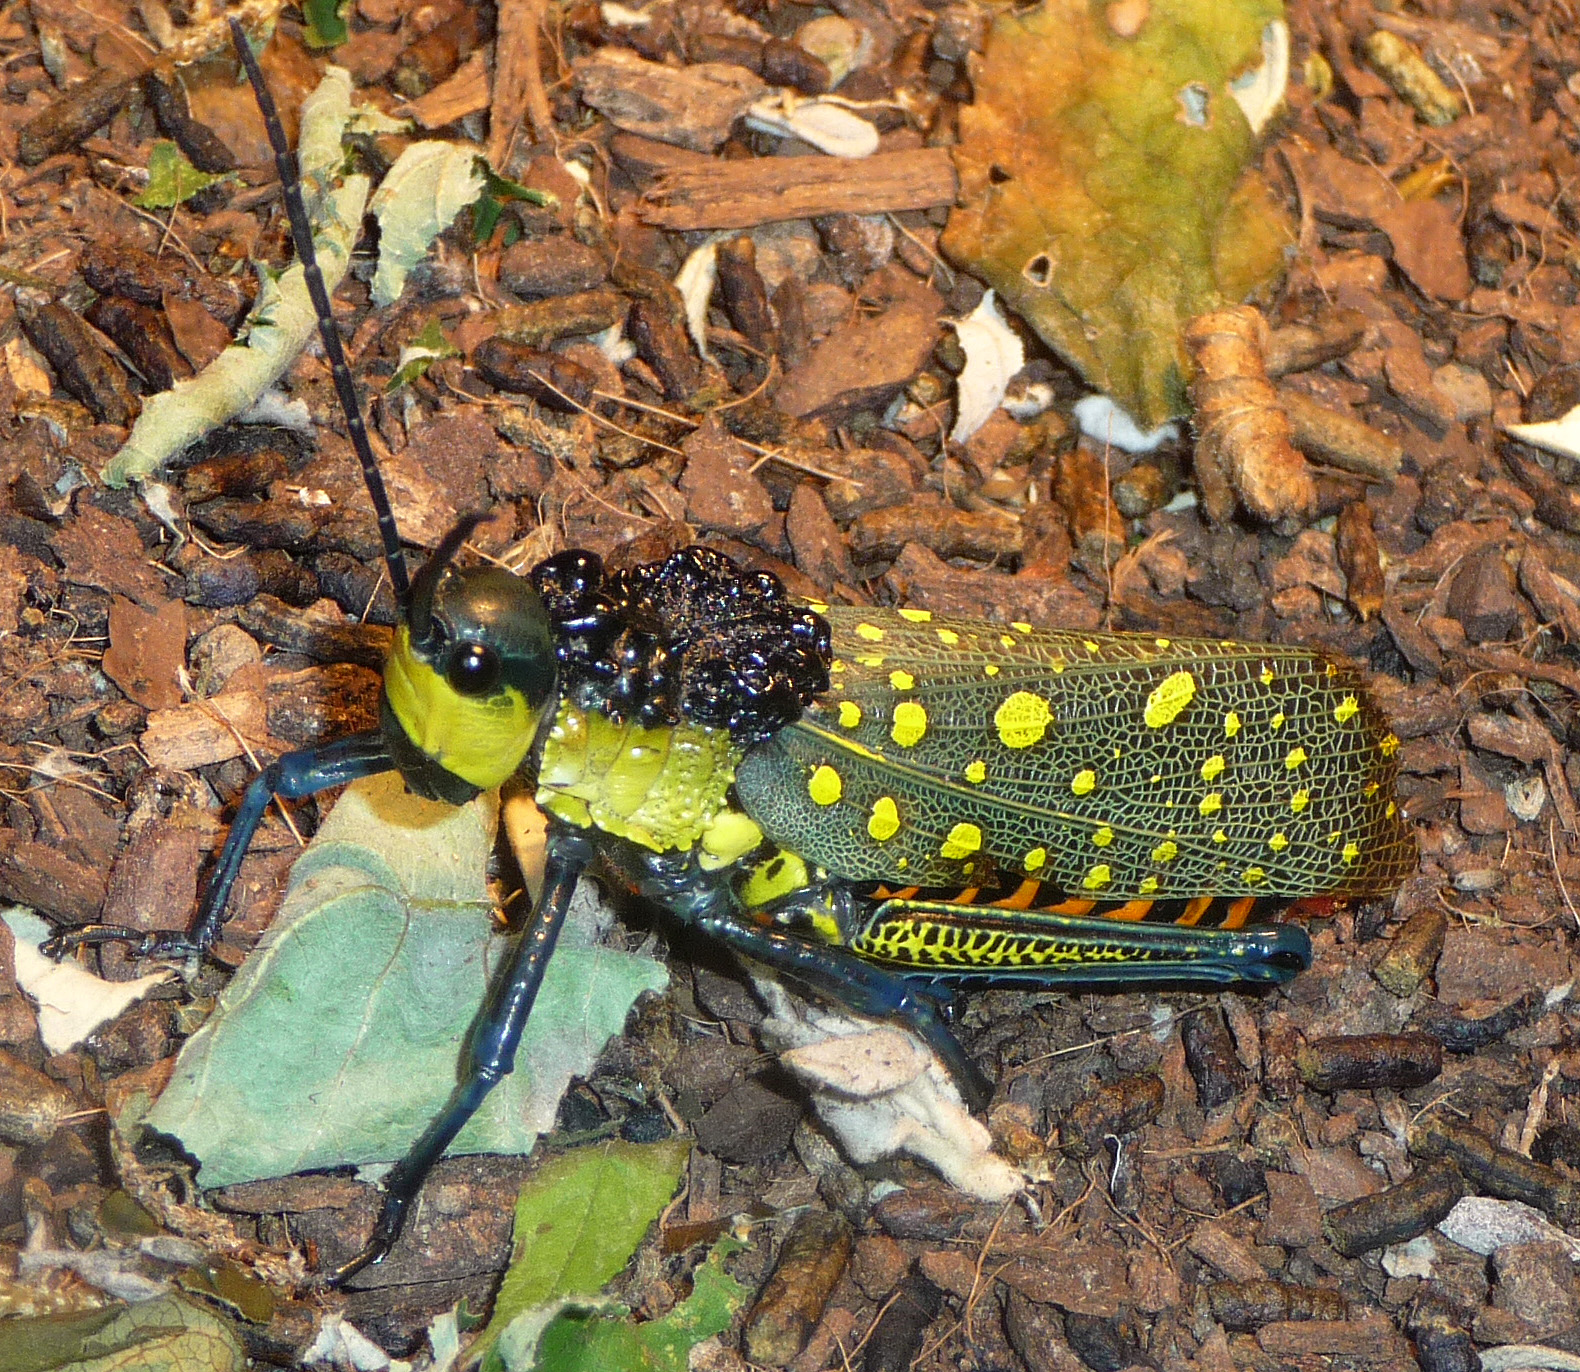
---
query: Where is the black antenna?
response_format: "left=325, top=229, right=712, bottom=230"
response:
left=228, top=18, right=412, bottom=609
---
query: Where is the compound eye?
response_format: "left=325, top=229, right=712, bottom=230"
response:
left=446, top=641, right=501, bottom=697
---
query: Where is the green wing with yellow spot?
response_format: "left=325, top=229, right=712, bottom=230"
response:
left=733, top=608, right=1414, bottom=899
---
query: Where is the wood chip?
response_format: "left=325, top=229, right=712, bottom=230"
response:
left=639, top=147, right=958, bottom=230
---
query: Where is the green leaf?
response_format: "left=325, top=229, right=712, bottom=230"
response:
left=473, top=161, right=558, bottom=244
left=302, top=0, right=350, bottom=48
left=142, top=773, right=669, bottom=1187
left=941, top=0, right=1292, bottom=427
left=472, top=1139, right=692, bottom=1369
left=523, top=1241, right=748, bottom=1372
left=386, top=317, right=460, bottom=392
left=132, top=141, right=231, bottom=209
left=0, top=1295, right=245, bottom=1372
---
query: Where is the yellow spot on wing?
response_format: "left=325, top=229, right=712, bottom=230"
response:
left=899, top=607, right=932, bottom=622
left=868, top=796, right=900, bottom=841
left=1200, top=754, right=1225, bottom=782
left=937, top=628, right=959, bottom=646
left=1243, top=867, right=1267, bottom=885
left=940, top=822, right=982, bottom=858
left=1270, top=712, right=1285, bottom=730
left=1268, top=832, right=1289, bottom=852
left=995, top=691, right=1053, bottom=748
left=1012, top=621, right=1032, bottom=633
left=1024, top=847, right=1046, bottom=871
left=891, top=701, right=927, bottom=747
left=1379, top=733, right=1400, bottom=756
left=1260, top=664, right=1276, bottom=686
left=1071, top=768, right=1097, bottom=796
left=1290, top=789, right=1309, bottom=813
left=1342, top=840, right=1361, bottom=863
left=890, top=670, right=915, bottom=690
left=808, top=765, right=842, bottom=805
left=855, top=654, right=883, bottom=667
left=1334, top=694, right=1360, bottom=723
left=1144, top=670, right=1197, bottom=728
left=1152, top=840, right=1178, bottom=863
left=964, top=759, right=987, bottom=784
left=1083, top=864, right=1112, bottom=890
left=1200, top=792, right=1223, bottom=816
left=856, top=622, right=884, bottom=641
left=984, top=663, right=1000, bottom=677
left=1224, top=710, right=1241, bottom=737
left=1139, top=875, right=1160, bottom=894
left=1092, top=826, right=1114, bottom=847
left=838, top=700, right=862, bottom=728
left=1285, top=746, right=1308, bottom=769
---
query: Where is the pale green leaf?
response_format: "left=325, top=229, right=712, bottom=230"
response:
left=143, top=773, right=668, bottom=1187
left=368, top=142, right=487, bottom=306
left=105, top=69, right=367, bottom=486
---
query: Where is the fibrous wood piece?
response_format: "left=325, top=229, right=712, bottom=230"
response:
left=639, top=147, right=959, bottom=230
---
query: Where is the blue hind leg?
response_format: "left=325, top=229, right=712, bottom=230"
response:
left=689, top=911, right=994, bottom=1111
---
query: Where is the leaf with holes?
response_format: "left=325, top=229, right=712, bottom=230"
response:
left=941, top=0, right=1292, bottom=428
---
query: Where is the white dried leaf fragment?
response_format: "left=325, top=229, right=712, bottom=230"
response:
left=1508, top=402, right=1580, bottom=461
left=744, top=92, right=879, bottom=158
left=756, top=979, right=1024, bottom=1202
left=950, top=289, right=1024, bottom=444
left=675, top=239, right=720, bottom=364
left=5, top=909, right=174, bottom=1054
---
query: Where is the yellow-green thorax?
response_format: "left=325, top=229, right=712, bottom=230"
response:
left=536, top=702, right=764, bottom=870
left=383, top=623, right=546, bottom=791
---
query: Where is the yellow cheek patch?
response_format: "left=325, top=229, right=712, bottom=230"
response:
left=383, top=625, right=542, bottom=790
